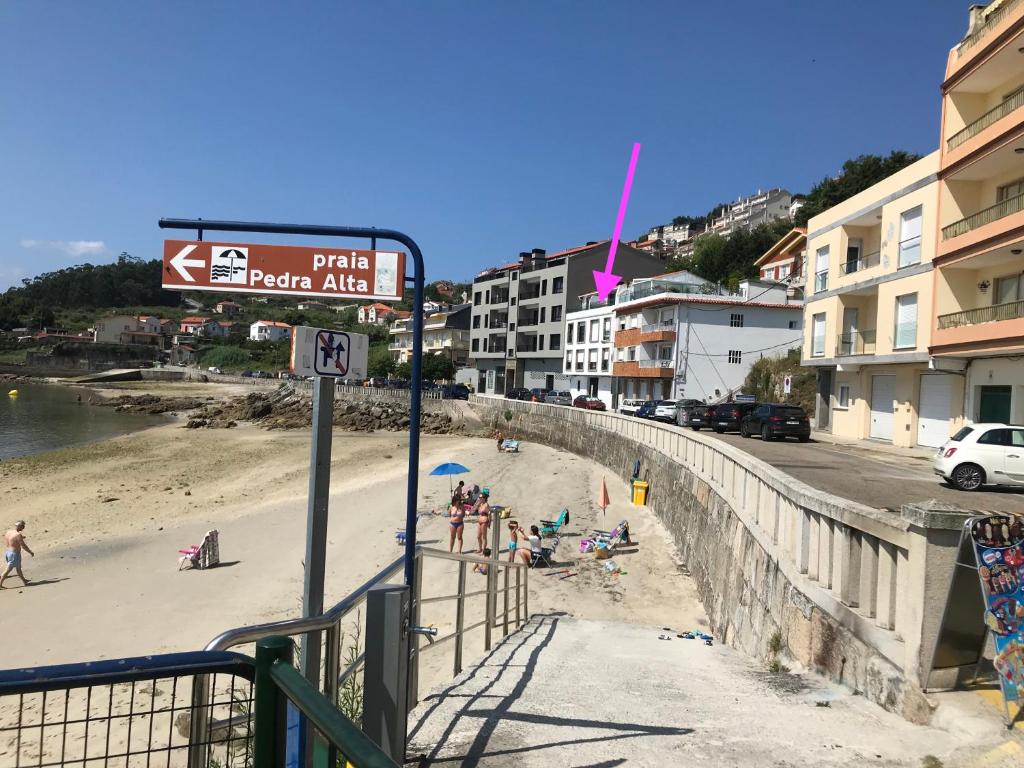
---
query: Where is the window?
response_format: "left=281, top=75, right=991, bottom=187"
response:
left=950, top=426, right=974, bottom=441
left=627, top=346, right=637, bottom=361
left=552, top=276, right=564, bottom=294
left=815, top=247, right=829, bottom=293
left=997, top=178, right=1024, bottom=202
left=761, top=268, right=772, bottom=279
left=538, top=335, right=544, bottom=351
left=472, top=315, right=480, bottom=328
left=565, top=352, right=572, bottom=369
left=995, top=274, right=1022, bottom=304
left=551, top=306, right=562, bottom=322
left=511, top=271, right=518, bottom=280
left=509, top=322, right=515, bottom=331
left=978, top=429, right=1010, bottom=446
left=589, top=319, right=600, bottom=343
left=894, top=293, right=918, bottom=349
left=617, top=317, right=626, bottom=331
left=575, top=350, right=584, bottom=371
left=779, top=263, right=790, bottom=278
left=728, top=350, right=741, bottom=364
left=659, top=346, right=672, bottom=361
left=601, top=348, right=610, bottom=371
left=541, top=280, right=547, bottom=296
left=511, top=297, right=517, bottom=306
left=576, top=322, right=586, bottom=343
left=539, top=307, right=546, bottom=323
left=602, top=317, right=611, bottom=341
left=588, top=350, right=597, bottom=371
left=550, top=333, right=561, bottom=350
left=811, top=313, right=826, bottom=357
left=473, top=292, right=482, bottom=305
left=730, top=313, right=744, bottom=328
left=837, top=384, right=850, bottom=409
left=471, top=339, right=479, bottom=352
left=788, top=320, right=798, bottom=330
left=898, top=206, right=922, bottom=267
left=483, top=315, right=489, bottom=328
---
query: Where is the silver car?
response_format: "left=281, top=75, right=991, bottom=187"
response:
left=544, top=390, right=573, bottom=406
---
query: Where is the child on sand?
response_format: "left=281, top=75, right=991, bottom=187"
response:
left=473, top=548, right=491, bottom=575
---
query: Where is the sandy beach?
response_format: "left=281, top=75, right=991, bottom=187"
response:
left=0, top=387, right=706, bottom=693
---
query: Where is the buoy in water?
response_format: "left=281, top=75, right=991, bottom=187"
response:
left=7, top=389, right=17, bottom=397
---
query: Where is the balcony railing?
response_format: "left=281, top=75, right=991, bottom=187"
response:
left=640, top=322, right=675, bottom=333
left=490, top=292, right=509, bottom=304
left=957, top=0, right=1023, bottom=56
left=839, top=251, right=880, bottom=275
left=488, top=320, right=507, bottom=329
left=948, top=87, right=1024, bottom=150
left=487, top=343, right=506, bottom=353
left=837, top=329, right=877, bottom=356
left=942, top=191, right=1024, bottom=240
left=518, top=288, right=542, bottom=301
left=639, top=360, right=674, bottom=369
left=517, top=316, right=539, bottom=328
left=516, top=342, right=539, bottom=353
left=938, top=299, right=1024, bottom=329
left=814, top=271, right=829, bottom=293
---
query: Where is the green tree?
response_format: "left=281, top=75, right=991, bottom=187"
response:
left=422, top=353, right=456, bottom=382
left=395, top=360, right=413, bottom=379
left=367, top=343, right=395, bottom=378
left=794, top=151, right=921, bottom=227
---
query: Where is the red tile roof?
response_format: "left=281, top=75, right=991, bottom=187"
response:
left=253, top=320, right=291, bottom=328
left=180, top=316, right=213, bottom=325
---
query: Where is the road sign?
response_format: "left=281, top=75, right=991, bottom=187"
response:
left=783, top=375, right=793, bottom=395
left=291, top=326, right=368, bottom=379
left=162, top=239, right=404, bottom=301
left=734, top=394, right=756, bottom=403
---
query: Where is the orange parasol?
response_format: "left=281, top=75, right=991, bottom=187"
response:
left=597, top=476, right=611, bottom=516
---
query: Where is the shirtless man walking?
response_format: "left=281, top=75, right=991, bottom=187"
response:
left=1, top=521, right=34, bottom=589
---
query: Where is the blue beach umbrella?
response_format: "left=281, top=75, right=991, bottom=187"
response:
left=430, top=462, right=470, bottom=496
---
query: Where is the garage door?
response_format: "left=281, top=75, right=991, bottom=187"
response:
left=870, top=374, right=896, bottom=441
left=917, top=374, right=953, bottom=448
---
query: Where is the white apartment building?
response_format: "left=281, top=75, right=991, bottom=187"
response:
left=389, top=304, right=471, bottom=367
left=249, top=320, right=292, bottom=342
left=562, top=297, right=617, bottom=408
left=707, top=188, right=794, bottom=237
left=612, top=275, right=804, bottom=403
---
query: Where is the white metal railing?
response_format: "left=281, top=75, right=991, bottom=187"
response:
left=638, top=360, right=673, bottom=368
left=468, top=395, right=925, bottom=680
left=640, top=322, right=675, bottom=334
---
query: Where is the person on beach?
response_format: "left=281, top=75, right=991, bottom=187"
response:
left=473, top=548, right=491, bottom=575
left=495, top=430, right=504, bottom=452
left=507, top=520, right=527, bottom=562
left=451, top=480, right=466, bottom=509
left=448, top=501, right=465, bottom=554
left=1, top=521, right=34, bottom=589
left=525, top=525, right=543, bottom=566
left=475, top=491, right=492, bottom=554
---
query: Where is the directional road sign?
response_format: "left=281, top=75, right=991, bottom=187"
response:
left=291, top=326, right=369, bottom=379
left=162, top=239, right=404, bottom=301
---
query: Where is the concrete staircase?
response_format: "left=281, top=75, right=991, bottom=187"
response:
left=407, top=616, right=1011, bottom=767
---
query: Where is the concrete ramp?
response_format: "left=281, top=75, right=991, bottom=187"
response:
left=63, top=368, right=143, bottom=383
left=407, top=616, right=1002, bottom=767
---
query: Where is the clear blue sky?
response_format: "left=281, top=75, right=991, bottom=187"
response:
left=0, top=1, right=968, bottom=291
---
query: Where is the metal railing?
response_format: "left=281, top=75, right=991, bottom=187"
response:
left=942, top=191, right=1024, bottom=240
left=957, top=0, right=1023, bottom=56
left=948, top=87, right=1024, bottom=149
left=839, top=251, right=880, bottom=275
left=192, top=546, right=527, bottom=767
left=938, top=299, right=1024, bottom=329
left=837, top=329, right=877, bottom=356
left=638, top=360, right=673, bottom=369
left=639, top=322, right=675, bottom=334
left=814, top=270, right=829, bottom=293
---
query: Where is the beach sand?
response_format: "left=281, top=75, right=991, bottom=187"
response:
left=0, top=413, right=706, bottom=693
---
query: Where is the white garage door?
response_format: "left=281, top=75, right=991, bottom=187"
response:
left=917, top=374, right=953, bottom=448
left=870, top=374, right=896, bottom=441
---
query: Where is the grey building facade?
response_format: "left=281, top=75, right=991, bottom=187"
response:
left=469, top=241, right=666, bottom=395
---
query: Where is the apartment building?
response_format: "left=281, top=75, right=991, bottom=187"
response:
left=707, top=188, right=794, bottom=237
left=755, top=227, right=807, bottom=296
left=801, top=152, right=947, bottom=448
left=469, top=241, right=665, bottom=395
left=612, top=273, right=803, bottom=403
left=930, top=0, right=1024, bottom=425
left=389, top=304, right=471, bottom=367
left=562, top=295, right=617, bottom=407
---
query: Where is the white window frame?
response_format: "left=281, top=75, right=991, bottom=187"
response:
left=894, top=293, right=918, bottom=350
left=589, top=319, right=600, bottom=343
left=836, top=384, right=850, bottom=409
left=811, top=313, right=826, bottom=357
left=898, top=206, right=922, bottom=268
left=815, top=246, right=829, bottom=293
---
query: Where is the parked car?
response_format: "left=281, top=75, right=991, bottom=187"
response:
left=544, top=390, right=573, bottom=406
left=933, top=424, right=1024, bottom=491
left=740, top=404, right=811, bottom=442
left=441, top=384, right=470, bottom=400
left=528, top=387, right=549, bottom=402
left=685, top=404, right=718, bottom=430
left=506, top=387, right=532, bottom=401
left=618, top=398, right=647, bottom=416
left=240, top=370, right=254, bottom=378
left=709, top=402, right=760, bottom=433
left=675, top=400, right=704, bottom=426
left=207, top=366, right=223, bottom=375
left=636, top=400, right=662, bottom=419
left=653, top=400, right=679, bottom=423
left=365, top=377, right=386, bottom=388
left=573, top=395, right=607, bottom=411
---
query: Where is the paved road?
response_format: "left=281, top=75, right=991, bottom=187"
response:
left=676, top=424, right=1024, bottom=514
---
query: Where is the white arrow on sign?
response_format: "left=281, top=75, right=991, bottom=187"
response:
left=170, top=244, right=205, bottom=283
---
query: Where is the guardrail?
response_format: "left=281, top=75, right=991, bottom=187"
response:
left=839, top=251, right=881, bottom=275
left=948, top=87, right=1024, bottom=149
left=956, top=0, right=1023, bottom=56
left=942, top=191, right=1024, bottom=240
left=837, top=329, right=877, bottom=356
left=937, top=298, right=1024, bottom=329
left=468, top=395, right=963, bottom=715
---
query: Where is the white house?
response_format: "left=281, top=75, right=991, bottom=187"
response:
left=250, top=320, right=292, bottom=342
left=94, top=315, right=141, bottom=344
left=137, top=315, right=163, bottom=334
left=562, top=297, right=617, bottom=408
left=179, top=316, right=220, bottom=336
left=358, top=302, right=399, bottom=325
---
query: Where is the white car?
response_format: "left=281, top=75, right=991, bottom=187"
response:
left=207, top=366, right=223, bottom=375
left=618, top=398, right=647, bottom=416
left=653, top=400, right=678, bottom=422
left=933, top=423, right=1024, bottom=491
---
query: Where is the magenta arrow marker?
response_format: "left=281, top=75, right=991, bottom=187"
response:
left=593, top=141, right=641, bottom=301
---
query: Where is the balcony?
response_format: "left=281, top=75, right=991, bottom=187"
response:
left=486, top=342, right=506, bottom=354
left=814, top=271, right=829, bottom=293
left=839, top=251, right=881, bottom=275
left=933, top=298, right=1024, bottom=355
left=939, top=299, right=1024, bottom=329
left=942, top=191, right=1024, bottom=240
left=948, top=87, right=1024, bottom=151
left=615, top=325, right=677, bottom=347
left=516, top=338, right=539, bottom=354
left=612, top=360, right=674, bottom=378
left=517, top=313, right=540, bottom=328
left=490, top=290, right=509, bottom=304
left=518, top=286, right=542, bottom=302
left=955, top=0, right=1023, bottom=59
left=836, top=329, right=877, bottom=357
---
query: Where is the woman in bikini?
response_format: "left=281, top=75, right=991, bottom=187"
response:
left=475, top=491, right=492, bottom=554
left=448, top=501, right=465, bottom=554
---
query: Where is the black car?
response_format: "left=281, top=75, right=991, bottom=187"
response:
left=740, top=404, right=811, bottom=442
left=506, top=387, right=532, bottom=401
left=709, top=402, right=759, bottom=433
left=636, top=400, right=661, bottom=419
left=685, top=403, right=720, bottom=430
left=441, top=384, right=470, bottom=400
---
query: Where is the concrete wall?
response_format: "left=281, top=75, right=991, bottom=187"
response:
left=469, top=395, right=970, bottom=723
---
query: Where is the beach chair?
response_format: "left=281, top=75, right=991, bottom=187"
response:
left=178, top=544, right=201, bottom=571
left=500, top=439, right=520, bottom=453
left=177, top=530, right=220, bottom=571
left=592, top=520, right=630, bottom=547
left=539, top=508, right=569, bottom=538
left=530, top=535, right=559, bottom=568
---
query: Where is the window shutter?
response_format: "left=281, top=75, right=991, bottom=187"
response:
left=895, top=294, right=918, bottom=348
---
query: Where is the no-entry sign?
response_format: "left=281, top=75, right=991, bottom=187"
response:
left=162, top=239, right=404, bottom=301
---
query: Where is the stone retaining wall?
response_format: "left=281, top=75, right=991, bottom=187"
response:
left=470, top=396, right=968, bottom=723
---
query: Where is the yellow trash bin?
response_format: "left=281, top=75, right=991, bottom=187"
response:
left=631, top=480, right=649, bottom=506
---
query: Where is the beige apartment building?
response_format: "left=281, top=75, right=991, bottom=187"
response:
left=930, top=0, right=1024, bottom=425
left=801, top=152, right=951, bottom=448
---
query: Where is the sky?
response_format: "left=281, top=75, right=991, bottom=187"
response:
left=0, top=1, right=969, bottom=291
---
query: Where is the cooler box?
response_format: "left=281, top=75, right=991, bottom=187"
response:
left=631, top=480, right=649, bottom=506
